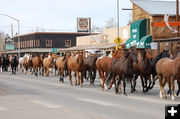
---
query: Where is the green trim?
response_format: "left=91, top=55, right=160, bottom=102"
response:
left=137, top=35, right=152, bottom=48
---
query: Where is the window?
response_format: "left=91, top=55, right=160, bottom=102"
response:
left=65, top=40, right=71, bottom=47
left=20, top=41, right=22, bottom=48
left=34, top=40, right=36, bottom=47
left=46, top=40, right=52, bottom=47
left=36, top=40, right=40, bottom=47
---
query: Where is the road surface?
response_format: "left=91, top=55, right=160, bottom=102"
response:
left=0, top=71, right=179, bottom=119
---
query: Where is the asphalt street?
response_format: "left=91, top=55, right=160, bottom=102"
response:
left=0, top=71, right=180, bottom=119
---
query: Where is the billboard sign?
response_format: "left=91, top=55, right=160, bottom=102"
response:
left=77, top=18, right=91, bottom=32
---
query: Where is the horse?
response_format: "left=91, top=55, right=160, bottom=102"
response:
left=149, top=50, right=170, bottom=89
left=38, top=54, right=44, bottom=76
left=132, top=51, right=151, bottom=93
left=32, top=54, right=40, bottom=76
left=43, top=53, right=57, bottom=77
left=56, top=52, right=71, bottom=82
left=2, top=54, right=10, bottom=72
left=84, top=52, right=100, bottom=85
left=0, top=55, right=2, bottom=72
left=23, top=54, right=33, bottom=74
left=96, top=49, right=125, bottom=90
left=106, top=47, right=138, bottom=95
left=67, top=52, right=85, bottom=87
left=19, top=54, right=29, bottom=72
left=156, top=55, right=180, bottom=101
left=10, top=56, right=19, bottom=74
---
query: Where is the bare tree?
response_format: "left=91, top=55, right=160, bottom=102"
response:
left=105, top=18, right=117, bottom=28
left=91, top=25, right=104, bottom=33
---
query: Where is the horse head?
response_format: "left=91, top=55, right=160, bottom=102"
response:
left=77, top=52, right=84, bottom=65
left=129, top=47, right=138, bottom=64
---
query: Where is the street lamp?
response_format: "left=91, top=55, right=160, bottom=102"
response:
left=0, top=14, right=20, bottom=57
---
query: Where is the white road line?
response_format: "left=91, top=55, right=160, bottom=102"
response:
left=31, top=100, right=62, bottom=108
left=0, top=106, right=8, bottom=111
left=77, top=98, right=117, bottom=106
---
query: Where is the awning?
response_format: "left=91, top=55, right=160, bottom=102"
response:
left=137, top=35, right=152, bottom=48
left=125, top=38, right=132, bottom=49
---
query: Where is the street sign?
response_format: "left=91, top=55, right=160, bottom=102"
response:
left=6, top=44, right=14, bottom=50
left=52, top=48, right=57, bottom=53
left=114, top=36, right=123, bottom=45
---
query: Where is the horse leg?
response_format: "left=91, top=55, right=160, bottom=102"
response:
left=133, top=75, right=138, bottom=93
left=123, top=76, right=127, bottom=96
left=51, top=67, right=53, bottom=78
left=140, top=76, right=145, bottom=93
left=147, top=74, right=152, bottom=91
left=176, top=80, right=180, bottom=96
left=74, top=72, right=77, bottom=85
left=68, top=70, right=73, bottom=86
left=144, top=75, right=148, bottom=92
left=158, top=75, right=167, bottom=99
left=77, top=72, right=81, bottom=86
left=170, top=77, right=175, bottom=101
left=100, top=71, right=105, bottom=90
left=80, top=71, right=84, bottom=87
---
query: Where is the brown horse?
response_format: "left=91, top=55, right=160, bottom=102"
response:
left=67, top=52, right=85, bottom=86
left=132, top=51, right=151, bottom=93
left=38, top=54, right=44, bottom=76
left=106, top=47, right=138, bottom=95
left=23, top=54, right=33, bottom=74
left=96, top=49, right=125, bottom=90
left=84, top=52, right=100, bottom=85
left=32, top=54, right=39, bottom=76
left=56, top=52, right=71, bottom=82
left=43, top=53, right=57, bottom=77
left=156, top=56, right=180, bottom=101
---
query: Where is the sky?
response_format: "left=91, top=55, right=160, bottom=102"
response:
left=0, top=0, right=176, bottom=36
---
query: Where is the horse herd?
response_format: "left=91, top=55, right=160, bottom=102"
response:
left=0, top=47, right=180, bottom=101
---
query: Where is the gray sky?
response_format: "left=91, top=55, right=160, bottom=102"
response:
left=0, top=0, right=176, bottom=35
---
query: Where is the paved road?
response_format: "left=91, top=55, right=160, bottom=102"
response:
left=0, top=71, right=179, bottom=119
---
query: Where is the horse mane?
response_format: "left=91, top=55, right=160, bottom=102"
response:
left=172, top=49, right=180, bottom=59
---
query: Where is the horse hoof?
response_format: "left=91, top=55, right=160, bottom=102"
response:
left=172, top=96, right=175, bottom=101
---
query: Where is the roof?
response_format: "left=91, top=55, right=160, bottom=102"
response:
left=59, top=43, right=119, bottom=51
left=13, top=32, right=99, bottom=38
left=131, top=0, right=180, bottom=16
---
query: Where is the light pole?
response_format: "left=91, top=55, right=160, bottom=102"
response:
left=117, top=0, right=120, bottom=37
left=0, top=14, right=20, bottom=57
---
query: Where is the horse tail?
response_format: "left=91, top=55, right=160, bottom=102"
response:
left=105, top=71, right=113, bottom=88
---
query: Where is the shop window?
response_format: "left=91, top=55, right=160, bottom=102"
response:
left=46, top=40, right=52, bottom=47
left=36, top=40, right=40, bottom=47
left=65, top=40, right=71, bottom=47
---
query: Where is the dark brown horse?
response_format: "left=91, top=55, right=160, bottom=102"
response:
left=96, top=49, right=125, bottom=90
left=67, top=52, right=85, bottom=87
left=106, top=47, right=138, bottom=95
left=132, top=51, right=151, bottom=93
left=56, top=52, right=71, bottom=82
left=149, top=50, right=170, bottom=89
left=156, top=56, right=180, bottom=101
left=84, top=52, right=99, bottom=85
left=0, top=55, right=2, bottom=72
left=38, top=54, right=44, bottom=76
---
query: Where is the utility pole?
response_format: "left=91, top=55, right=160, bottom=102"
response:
left=117, top=0, right=120, bottom=37
left=176, top=0, right=179, bottom=36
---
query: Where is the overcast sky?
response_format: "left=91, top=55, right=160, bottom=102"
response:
left=0, top=0, right=176, bottom=36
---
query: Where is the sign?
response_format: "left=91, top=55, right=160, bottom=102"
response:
left=114, top=36, right=123, bottom=45
left=77, top=18, right=91, bottom=32
left=151, top=42, right=157, bottom=49
left=5, top=44, right=14, bottom=50
left=152, top=22, right=180, bottom=27
left=116, top=46, right=122, bottom=50
left=52, top=48, right=57, bottom=53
